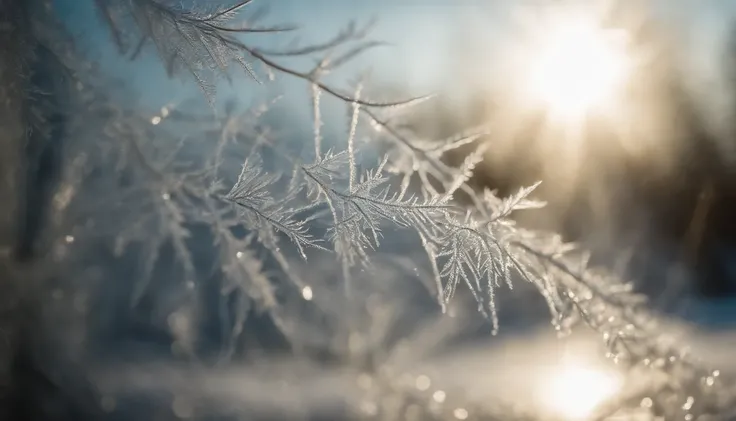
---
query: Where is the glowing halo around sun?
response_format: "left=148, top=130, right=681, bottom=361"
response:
left=518, top=11, right=632, bottom=122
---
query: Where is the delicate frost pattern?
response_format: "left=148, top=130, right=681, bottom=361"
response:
left=44, top=2, right=736, bottom=419
left=300, top=153, right=452, bottom=269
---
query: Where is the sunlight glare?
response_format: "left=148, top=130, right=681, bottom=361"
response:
left=526, top=17, right=629, bottom=119
left=538, top=361, right=622, bottom=420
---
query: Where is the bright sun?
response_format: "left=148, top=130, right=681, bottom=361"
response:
left=525, top=15, right=630, bottom=120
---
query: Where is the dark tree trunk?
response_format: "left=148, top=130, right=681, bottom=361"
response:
left=0, top=0, right=72, bottom=418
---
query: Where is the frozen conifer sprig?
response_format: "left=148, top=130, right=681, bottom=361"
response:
left=93, top=0, right=727, bottom=372
left=62, top=1, right=736, bottom=418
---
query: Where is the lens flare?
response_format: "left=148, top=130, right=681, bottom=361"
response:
left=537, top=361, right=622, bottom=419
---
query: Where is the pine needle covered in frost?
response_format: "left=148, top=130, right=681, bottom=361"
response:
left=225, top=156, right=324, bottom=259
